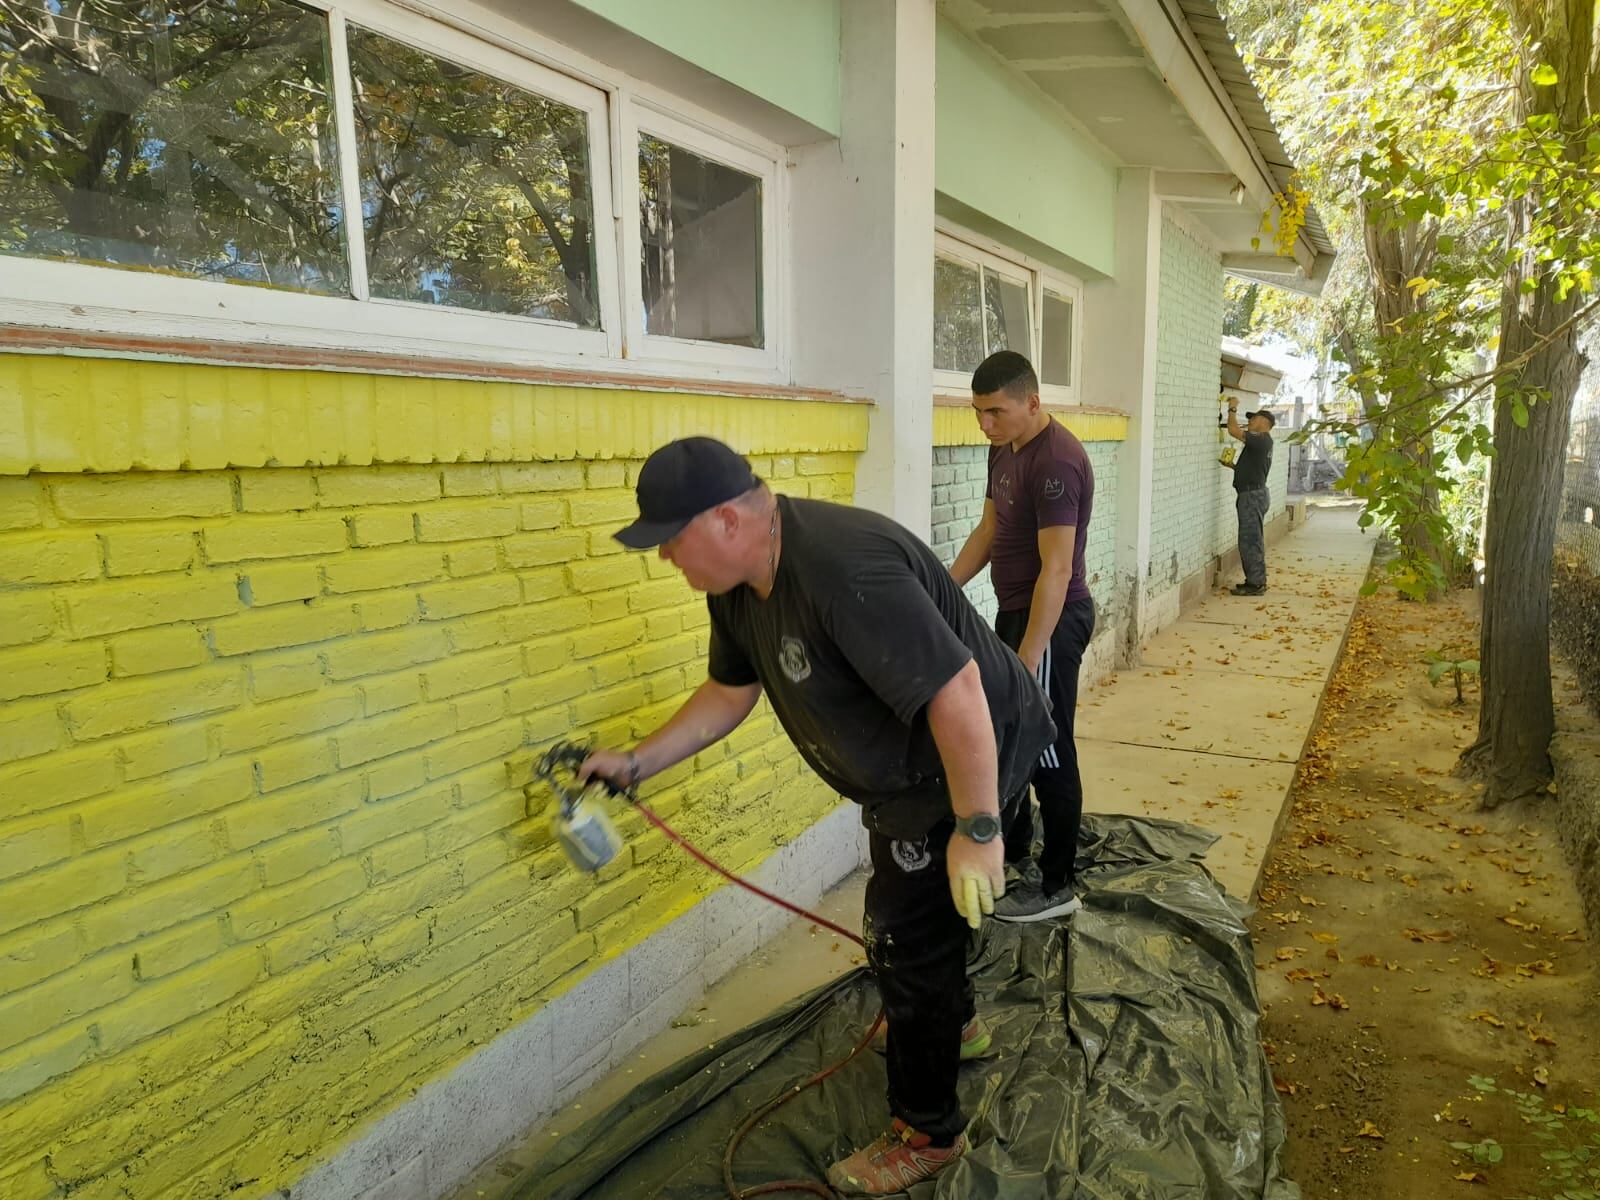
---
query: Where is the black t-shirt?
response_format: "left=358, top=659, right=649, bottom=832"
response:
left=707, top=496, right=1055, bottom=839
left=1234, top=430, right=1274, bottom=490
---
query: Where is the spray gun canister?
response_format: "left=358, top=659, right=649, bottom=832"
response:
left=531, top=740, right=631, bottom=873
left=555, top=800, right=623, bottom=873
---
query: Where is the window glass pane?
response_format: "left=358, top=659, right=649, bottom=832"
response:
left=0, top=0, right=346, bottom=292
left=983, top=271, right=1031, bottom=356
left=349, top=27, right=599, bottom=326
left=933, top=255, right=983, bottom=373
left=1041, top=290, right=1074, bottom=386
left=638, top=135, right=762, bottom=348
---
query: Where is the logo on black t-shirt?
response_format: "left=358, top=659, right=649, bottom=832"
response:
left=780, top=636, right=811, bottom=683
left=890, top=836, right=933, bottom=873
left=1042, top=476, right=1064, bottom=500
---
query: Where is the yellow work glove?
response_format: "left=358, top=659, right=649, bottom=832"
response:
left=946, top=830, right=1006, bottom=930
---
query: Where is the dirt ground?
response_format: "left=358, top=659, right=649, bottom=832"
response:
left=1252, top=586, right=1600, bottom=1198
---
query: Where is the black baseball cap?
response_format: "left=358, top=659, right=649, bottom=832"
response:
left=1246, top=409, right=1277, bottom=427
left=613, top=437, right=759, bottom=549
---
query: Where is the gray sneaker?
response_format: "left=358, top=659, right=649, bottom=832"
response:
left=993, top=880, right=1082, bottom=923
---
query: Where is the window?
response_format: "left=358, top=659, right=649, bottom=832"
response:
left=933, top=228, right=1081, bottom=401
left=638, top=135, right=763, bottom=348
left=621, top=106, right=780, bottom=372
left=933, top=256, right=983, bottom=373
left=0, top=0, right=347, bottom=293
left=0, top=0, right=784, bottom=381
left=347, top=25, right=601, bottom=326
left=1040, top=289, right=1074, bottom=388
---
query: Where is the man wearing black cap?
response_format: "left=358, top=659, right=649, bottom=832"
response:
left=1225, top=399, right=1276, bottom=596
left=580, top=436, right=1054, bottom=1194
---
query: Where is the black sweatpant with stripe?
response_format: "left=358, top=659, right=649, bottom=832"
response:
left=995, top=596, right=1094, bottom=894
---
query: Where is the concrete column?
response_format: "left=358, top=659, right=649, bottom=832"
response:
left=1081, top=169, right=1160, bottom=662
left=789, top=0, right=935, bottom=536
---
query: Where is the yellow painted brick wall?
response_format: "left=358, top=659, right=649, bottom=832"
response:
left=0, top=360, right=868, bottom=1200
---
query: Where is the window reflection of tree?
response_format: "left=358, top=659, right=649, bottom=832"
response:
left=0, top=0, right=347, bottom=291
left=347, top=28, right=598, bottom=326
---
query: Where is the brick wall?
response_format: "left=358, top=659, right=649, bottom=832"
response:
left=1148, top=215, right=1227, bottom=600
left=931, top=445, right=998, bottom=619
left=929, top=438, right=1121, bottom=637
left=0, top=359, right=865, bottom=1200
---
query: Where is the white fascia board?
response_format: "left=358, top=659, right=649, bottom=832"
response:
left=1111, top=0, right=1279, bottom=209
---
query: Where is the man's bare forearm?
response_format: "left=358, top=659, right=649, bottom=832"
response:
left=926, top=660, right=1000, bottom=820
left=633, top=678, right=761, bottom=778
left=950, top=528, right=993, bottom=587
left=1017, top=566, right=1071, bottom=670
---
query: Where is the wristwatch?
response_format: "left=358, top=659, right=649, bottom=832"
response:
left=954, top=814, right=1003, bottom=843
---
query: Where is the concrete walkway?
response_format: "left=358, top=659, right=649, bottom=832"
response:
left=1080, top=502, right=1374, bottom=900
left=447, top=503, right=1374, bottom=1200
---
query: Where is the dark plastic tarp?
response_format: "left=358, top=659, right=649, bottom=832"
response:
left=513, top=814, right=1301, bottom=1199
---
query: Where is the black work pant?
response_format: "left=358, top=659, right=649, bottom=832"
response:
left=864, top=819, right=972, bottom=1146
left=995, top=597, right=1094, bottom=894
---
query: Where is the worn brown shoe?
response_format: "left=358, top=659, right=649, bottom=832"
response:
left=825, top=1120, right=967, bottom=1195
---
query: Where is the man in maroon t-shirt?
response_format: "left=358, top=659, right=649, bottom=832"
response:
left=950, top=351, right=1094, bottom=921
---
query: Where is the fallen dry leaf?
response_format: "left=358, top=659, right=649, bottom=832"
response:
left=1311, top=931, right=1340, bottom=944
left=1355, top=1120, right=1384, bottom=1140
left=1454, top=1171, right=1484, bottom=1183
left=1468, top=1010, right=1506, bottom=1029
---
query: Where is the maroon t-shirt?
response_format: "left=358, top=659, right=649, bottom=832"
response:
left=986, top=418, right=1094, bottom=613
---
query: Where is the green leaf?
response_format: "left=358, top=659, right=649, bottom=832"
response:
left=1458, top=660, right=1480, bottom=674
left=1531, top=64, right=1558, bottom=85
left=1429, top=660, right=1451, bottom=684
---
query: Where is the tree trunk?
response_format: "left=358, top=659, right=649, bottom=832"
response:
left=1464, top=279, right=1585, bottom=806
left=1464, top=0, right=1595, bottom=807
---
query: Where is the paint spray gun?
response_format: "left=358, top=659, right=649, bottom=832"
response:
left=529, top=739, right=634, bottom=873
left=1218, top=393, right=1238, bottom=468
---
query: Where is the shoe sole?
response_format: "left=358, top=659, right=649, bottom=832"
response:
left=992, top=896, right=1083, bottom=924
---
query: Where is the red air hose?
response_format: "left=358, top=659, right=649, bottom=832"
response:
left=632, top=800, right=885, bottom=1200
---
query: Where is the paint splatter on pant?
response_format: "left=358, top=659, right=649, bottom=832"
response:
left=863, top=819, right=972, bottom=1145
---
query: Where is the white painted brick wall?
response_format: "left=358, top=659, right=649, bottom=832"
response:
left=1147, top=215, right=1227, bottom=599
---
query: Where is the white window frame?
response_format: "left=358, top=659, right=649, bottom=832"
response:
left=933, top=224, right=1083, bottom=405
left=618, top=100, right=784, bottom=376
left=0, top=0, right=790, bottom=385
left=1036, top=272, right=1084, bottom=405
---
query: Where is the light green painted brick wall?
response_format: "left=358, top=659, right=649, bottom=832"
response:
left=1148, top=216, right=1226, bottom=598
left=929, top=442, right=1120, bottom=636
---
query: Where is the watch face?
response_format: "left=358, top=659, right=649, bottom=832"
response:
left=965, top=814, right=1002, bottom=841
